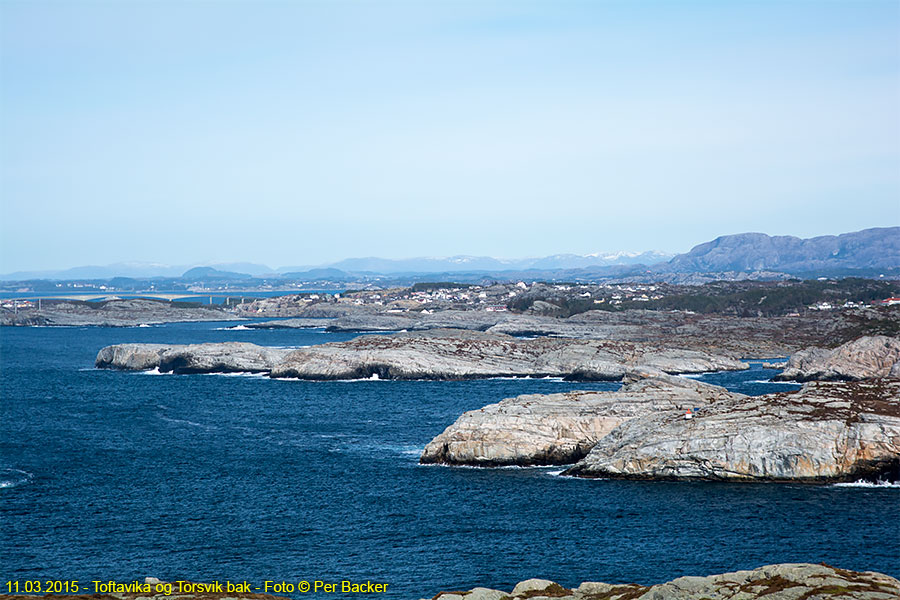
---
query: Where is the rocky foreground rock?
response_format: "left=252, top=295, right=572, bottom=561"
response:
left=775, top=335, right=900, bottom=382
left=96, top=330, right=748, bottom=379
left=566, top=379, right=900, bottom=482
left=425, top=564, right=900, bottom=600
left=421, top=376, right=741, bottom=466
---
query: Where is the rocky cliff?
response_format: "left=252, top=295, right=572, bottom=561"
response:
left=420, top=376, right=742, bottom=466
left=426, top=564, right=900, bottom=600
left=565, top=379, right=900, bottom=482
left=96, top=342, right=292, bottom=374
left=775, top=335, right=900, bottom=381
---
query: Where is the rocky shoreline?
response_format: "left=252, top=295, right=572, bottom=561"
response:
left=774, top=335, right=900, bottom=381
left=95, top=330, right=748, bottom=380
left=421, top=337, right=900, bottom=482
left=241, top=306, right=899, bottom=356
left=7, top=291, right=897, bottom=358
left=420, top=375, right=741, bottom=466
left=565, top=379, right=900, bottom=482
left=422, top=376, right=900, bottom=482
left=425, top=564, right=900, bottom=600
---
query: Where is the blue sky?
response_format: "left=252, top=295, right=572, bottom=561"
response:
left=1, top=0, right=898, bottom=272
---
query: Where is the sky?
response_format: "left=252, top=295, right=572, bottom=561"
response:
left=1, top=0, right=898, bottom=273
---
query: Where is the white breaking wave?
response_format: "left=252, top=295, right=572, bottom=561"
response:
left=210, top=371, right=268, bottom=378
left=0, top=468, right=34, bottom=490
left=139, top=367, right=169, bottom=375
left=158, top=415, right=217, bottom=430
left=832, top=480, right=900, bottom=489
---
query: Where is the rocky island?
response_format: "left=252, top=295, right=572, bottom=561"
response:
left=774, top=335, right=900, bottom=381
left=95, top=329, right=748, bottom=380
left=1, top=298, right=240, bottom=327
left=425, top=564, right=900, bottom=600
left=420, top=376, right=741, bottom=466
left=564, top=379, right=900, bottom=482
left=423, top=336, right=900, bottom=482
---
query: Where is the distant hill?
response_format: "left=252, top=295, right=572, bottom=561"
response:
left=278, top=268, right=355, bottom=281
left=666, top=227, right=899, bottom=274
left=181, top=267, right=251, bottom=280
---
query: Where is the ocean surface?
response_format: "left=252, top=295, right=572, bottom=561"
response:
left=1, top=322, right=898, bottom=598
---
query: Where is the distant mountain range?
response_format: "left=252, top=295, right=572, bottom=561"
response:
left=0, top=251, right=673, bottom=281
left=2, top=227, right=897, bottom=282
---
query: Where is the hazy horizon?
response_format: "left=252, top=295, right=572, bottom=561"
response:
left=1, top=249, right=675, bottom=278
left=2, top=1, right=898, bottom=272
left=3, top=225, right=898, bottom=278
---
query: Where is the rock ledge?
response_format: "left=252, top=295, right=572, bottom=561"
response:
left=425, top=563, right=900, bottom=600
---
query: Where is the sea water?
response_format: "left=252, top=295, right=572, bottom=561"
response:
left=1, top=322, right=897, bottom=597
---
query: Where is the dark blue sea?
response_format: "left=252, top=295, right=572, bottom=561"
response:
left=1, top=322, right=898, bottom=597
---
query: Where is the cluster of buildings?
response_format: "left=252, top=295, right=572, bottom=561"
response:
left=0, top=299, right=34, bottom=310
left=333, top=282, right=671, bottom=311
left=809, top=298, right=900, bottom=311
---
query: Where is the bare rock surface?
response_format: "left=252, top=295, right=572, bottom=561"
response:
left=287, top=306, right=900, bottom=356
left=775, top=335, right=900, bottom=381
left=268, top=330, right=749, bottom=381
left=95, top=330, right=748, bottom=380
left=243, top=317, right=335, bottom=329
left=420, top=376, right=742, bottom=466
left=96, top=342, right=292, bottom=374
left=326, top=314, right=419, bottom=331
left=565, top=379, right=900, bottom=482
left=425, top=563, right=900, bottom=600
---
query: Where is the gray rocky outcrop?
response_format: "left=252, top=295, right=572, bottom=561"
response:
left=420, top=376, right=742, bottom=466
left=96, top=342, right=292, bottom=374
left=565, top=379, right=900, bottom=482
left=325, top=314, right=418, bottom=331
left=95, top=330, right=748, bottom=380
left=775, top=335, right=900, bottom=381
left=243, top=318, right=335, bottom=329
left=268, top=330, right=748, bottom=380
left=292, top=306, right=899, bottom=357
left=424, top=563, right=900, bottom=600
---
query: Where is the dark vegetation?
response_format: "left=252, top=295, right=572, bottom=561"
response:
left=509, top=278, right=900, bottom=318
